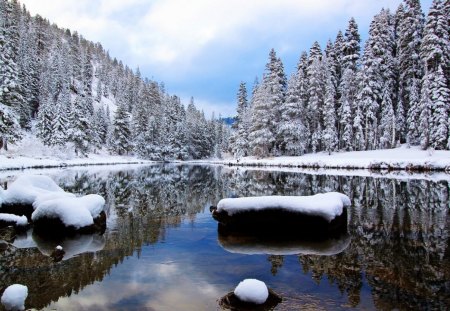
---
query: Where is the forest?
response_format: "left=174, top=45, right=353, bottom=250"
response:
left=229, top=0, right=450, bottom=157
left=0, top=0, right=449, bottom=161
left=0, top=0, right=229, bottom=160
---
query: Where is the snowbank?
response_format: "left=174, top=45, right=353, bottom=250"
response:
left=234, top=279, right=268, bottom=304
left=217, top=192, right=350, bottom=222
left=0, top=175, right=106, bottom=232
left=206, top=144, right=450, bottom=171
left=32, top=194, right=105, bottom=229
left=0, top=214, right=28, bottom=227
left=1, top=284, right=28, bottom=311
left=0, top=175, right=66, bottom=206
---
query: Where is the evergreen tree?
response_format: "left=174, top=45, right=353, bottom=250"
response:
left=419, top=0, right=450, bottom=149
left=322, top=56, right=338, bottom=154
left=248, top=49, right=286, bottom=157
left=278, top=52, right=308, bottom=156
left=398, top=0, right=425, bottom=145
left=109, top=100, right=132, bottom=155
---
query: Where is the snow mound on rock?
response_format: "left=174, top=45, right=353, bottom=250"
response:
left=0, top=214, right=28, bottom=226
left=234, top=279, right=268, bottom=305
left=0, top=175, right=66, bottom=206
left=1, top=284, right=28, bottom=311
left=217, top=192, right=350, bottom=222
left=32, top=194, right=105, bottom=229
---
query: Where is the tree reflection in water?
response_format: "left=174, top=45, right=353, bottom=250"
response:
left=0, top=165, right=448, bottom=310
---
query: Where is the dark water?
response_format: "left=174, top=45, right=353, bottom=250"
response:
left=0, top=165, right=449, bottom=310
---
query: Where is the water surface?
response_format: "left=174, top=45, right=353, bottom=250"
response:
left=0, top=165, right=449, bottom=310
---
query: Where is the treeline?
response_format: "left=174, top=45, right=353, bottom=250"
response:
left=229, top=0, right=450, bottom=158
left=0, top=0, right=229, bottom=159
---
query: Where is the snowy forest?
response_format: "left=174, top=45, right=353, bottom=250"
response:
left=0, top=0, right=229, bottom=160
left=229, top=0, right=450, bottom=158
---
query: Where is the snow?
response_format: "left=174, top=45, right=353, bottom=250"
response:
left=0, top=175, right=66, bottom=206
left=234, top=279, right=268, bottom=305
left=0, top=174, right=105, bottom=230
left=56, top=245, right=63, bottom=250
left=199, top=144, right=450, bottom=171
left=1, top=284, right=28, bottom=311
left=0, top=131, right=151, bottom=171
left=32, top=194, right=105, bottom=229
left=217, top=192, right=350, bottom=222
left=0, top=214, right=28, bottom=226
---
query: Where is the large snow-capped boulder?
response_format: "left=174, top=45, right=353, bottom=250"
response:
left=212, top=192, right=350, bottom=236
left=32, top=194, right=106, bottom=234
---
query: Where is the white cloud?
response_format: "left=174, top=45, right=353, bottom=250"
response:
left=21, top=0, right=407, bottom=72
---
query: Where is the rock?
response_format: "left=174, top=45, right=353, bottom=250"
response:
left=218, top=288, right=282, bottom=310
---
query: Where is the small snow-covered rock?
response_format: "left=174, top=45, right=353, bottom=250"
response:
left=234, top=279, right=268, bottom=305
left=56, top=245, right=63, bottom=250
left=0, top=214, right=28, bottom=227
left=1, top=284, right=28, bottom=311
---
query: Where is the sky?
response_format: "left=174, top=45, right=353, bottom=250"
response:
left=20, top=0, right=433, bottom=118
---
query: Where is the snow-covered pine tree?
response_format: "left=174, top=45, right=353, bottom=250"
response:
left=358, top=9, right=396, bottom=150
left=231, top=82, right=250, bottom=158
left=306, top=42, right=325, bottom=153
left=248, top=49, right=286, bottom=157
left=70, top=92, right=92, bottom=156
left=339, top=18, right=361, bottom=151
left=419, top=0, right=450, bottom=150
left=322, top=55, right=338, bottom=154
left=109, top=99, right=132, bottom=155
left=0, top=0, right=22, bottom=149
left=398, top=0, right=425, bottom=146
left=277, top=52, right=308, bottom=156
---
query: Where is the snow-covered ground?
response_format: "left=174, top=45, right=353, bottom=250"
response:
left=2, top=139, right=450, bottom=174
left=206, top=145, right=450, bottom=171
left=0, top=133, right=151, bottom=171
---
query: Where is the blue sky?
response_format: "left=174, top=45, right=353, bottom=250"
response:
left=21, top=0, right=433, bottom=117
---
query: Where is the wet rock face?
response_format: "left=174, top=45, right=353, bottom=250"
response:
left=213, top=208, right=348, bottom=239
left=218, top=289, right=282, bottom=311
left=32, top=211, right=107, bottom=237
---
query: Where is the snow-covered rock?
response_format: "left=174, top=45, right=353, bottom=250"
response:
left=1, top=284, right=28, bottom=311
left=0, top=214, right=28, bottom=227
left=216, top=192, right=350, bottom=222
left=32, top=194, right=105, bottom=230
left=0, top=175, right=66, bottom=206
left=234, top=279, right=268, bottom=304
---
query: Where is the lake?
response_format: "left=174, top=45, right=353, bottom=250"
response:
left=0, top=164, right=449, bottom=310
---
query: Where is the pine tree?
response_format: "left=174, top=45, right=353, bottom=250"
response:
left=248, top=49, right=286, bottom=157
left=303, top=42, right=326, bottom=153
left=278, top=52, right=308, bottom=156
left=109, top=100, right=132, bottom=155
left=398, top=0, right=425, bottom=146
left=322, top=56, right=338, bottom=154
left=339, top=18, right=361, bottom=151
left=231, top=82, right=250, bottom=157
left=0, top=0, right=22, bottom=148
left=419, top=0, right=450, bottom=149
left=70, top=93, right=91, bottom=156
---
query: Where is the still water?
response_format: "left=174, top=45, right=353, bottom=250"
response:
left=0, top=165, right=449, bottom=310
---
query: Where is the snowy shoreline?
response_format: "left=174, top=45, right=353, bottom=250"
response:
left=1, top=145, right=450, bottom=174
left=199, top=145, right=450, bottom=173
